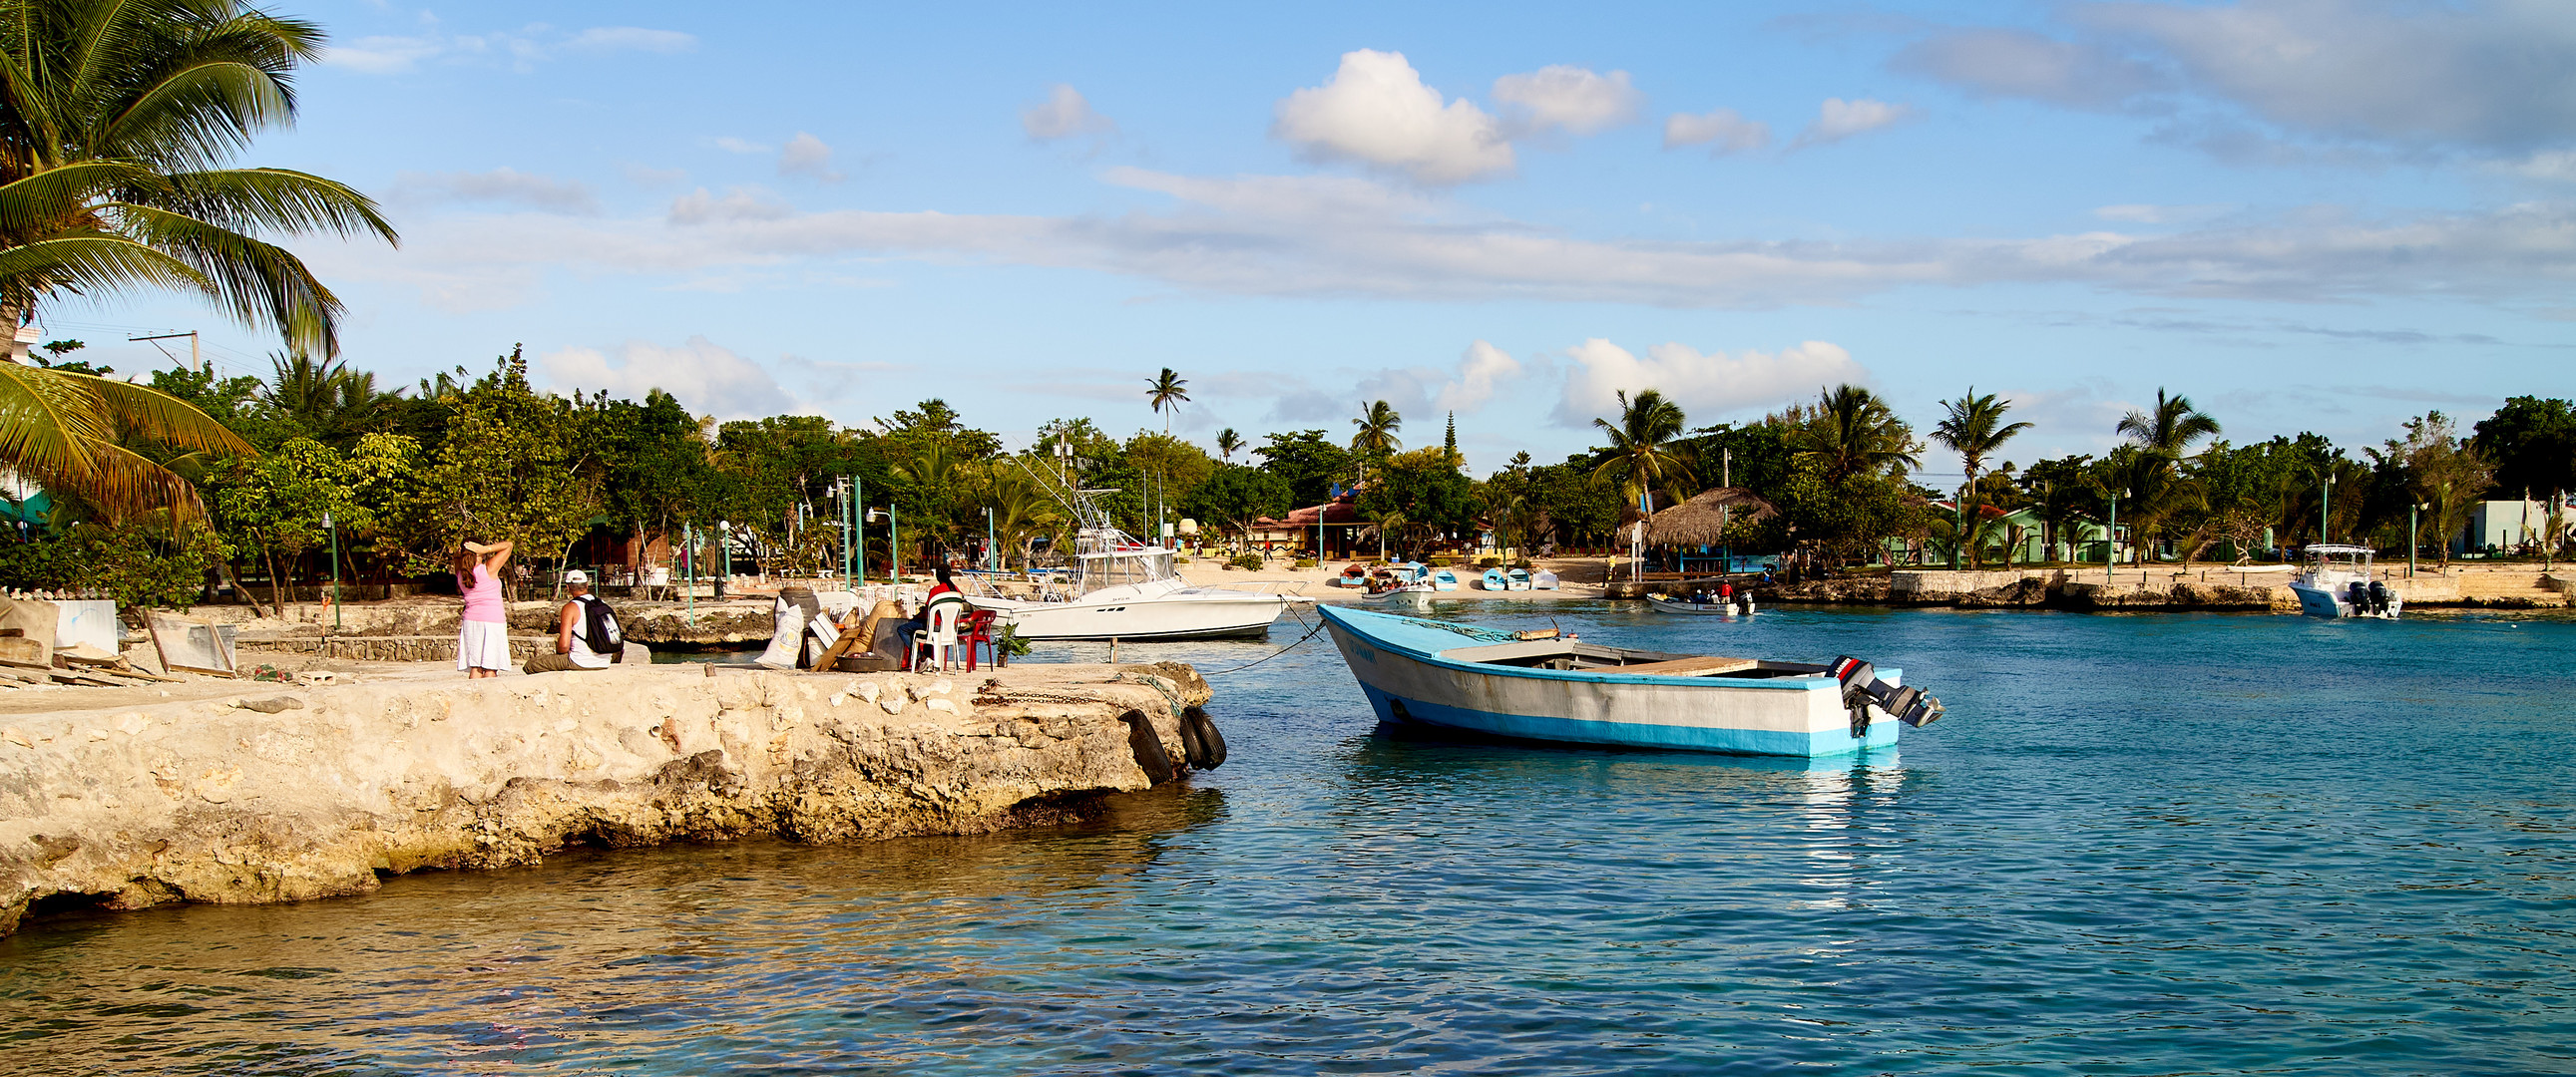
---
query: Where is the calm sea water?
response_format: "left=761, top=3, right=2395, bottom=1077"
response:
left=6, top=604, right=2574, bottom=1075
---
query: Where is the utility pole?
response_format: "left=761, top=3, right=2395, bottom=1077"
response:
left=2409, top=501, right=2423, bottom=577
left=323, top=512, right=341, bottom=632
left=1720, top=447, right=1731, bottom=567
left=2105, top=490, right=2121, bottom=583
left=2322, top=471, right=2335, bottom=544
left=127, top=330, right=201, bottom=372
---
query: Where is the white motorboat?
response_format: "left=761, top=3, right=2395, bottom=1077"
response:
left=968, top=466, right=1305, bottom=640
left=2287, top=544, right=2401, bottom=620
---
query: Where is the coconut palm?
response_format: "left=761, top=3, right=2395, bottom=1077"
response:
left=0, top=361, right=248, bottom=521
left=1932, top=388, right=2032, bottom=568
left=1351, top=400, right=1401, bottom=455
left=1215, top=427, right=1242, bottom=463
left=1790, top=384, right=1919, bottom=482
left=266, top=351, right=399, bottom=445
left=0, top=0, right=399, bottom=355
left=2117, top=389, right=2222, bottom=459
left=1589, top=388, right=1695, bottom=514
left=1145, top=367, right=1188, bottom=433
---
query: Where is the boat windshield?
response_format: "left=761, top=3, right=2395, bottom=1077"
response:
left=1081, top=546, right=1175, bottom=589
left=2305, top=543, right=2374, bottom=569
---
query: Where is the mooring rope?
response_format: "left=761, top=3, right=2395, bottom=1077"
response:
left=1196, top=614, right=1332, bottom=678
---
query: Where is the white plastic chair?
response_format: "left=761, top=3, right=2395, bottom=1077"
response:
left=911, top=599, right=964, bottom=672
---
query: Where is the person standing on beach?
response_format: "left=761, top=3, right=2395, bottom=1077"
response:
left=456, top=539, right=513, bottom=679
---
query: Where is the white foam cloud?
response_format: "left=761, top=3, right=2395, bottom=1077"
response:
left=1551, top=339, right=1867, bottom=427
left=1797, top=98, right=1918, bottom=147
left=1434, top=340, right=1526, bottom=412
left=1023, top=84, right=1116, bottom=140
left=667, top=186, right=792, bottom=225
left=390, top=168, right=600, bottom=213
left=778, top=133, right=843, bottom=181
left=1492, top=65, right=1642, bottom=136
left=1663, top=108, right=1772, bottom=154
left=567, top=27, right=697, bottom=54
left=712, top=137, right=769, bottom=155
left=325, top=35, right=443, bottom=74
left=539, top=336, right=793, bottom=420
left=1272, top=50, right=1513, bottom=184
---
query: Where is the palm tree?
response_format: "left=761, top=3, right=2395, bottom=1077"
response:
left=1790, top=384, right=1919, bottom=482
left=1215, top=427, right=1243, bottom=463
left=1351, top=400, right=1402, bottom=455
left=1589, top=388, right=1695, bottom=514
left=1932, top=388, right=2032, bottom=568
left=0, top=0, right=399, bottom=356
left=1145, top=367, right=1188, bottom=433
left=266, top=351, right=398, bottom=444
left=2117, top=389, right=2222, bottom=459
left=0, top=361, right=247, bottom=521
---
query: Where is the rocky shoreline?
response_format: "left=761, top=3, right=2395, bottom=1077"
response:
left=0, top=661, right=1220, bottom=939
left=1755, top=567, right=2570, bottom=611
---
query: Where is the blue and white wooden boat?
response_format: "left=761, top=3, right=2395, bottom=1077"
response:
left=1431, top=568, right=1461, bottom=591
left=1505, top=567, right=1532, bottom=590
left=1479, top=568, right=1508, bottom=590
left=1318, top=605, right=1941, bottom=757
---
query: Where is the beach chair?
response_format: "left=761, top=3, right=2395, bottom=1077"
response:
left=910, top=598, right=965, bottom=672
left=959, top=608, right=1003, bottom=671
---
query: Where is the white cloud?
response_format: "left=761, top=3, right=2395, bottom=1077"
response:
left=667, top=186, right=792, bottom=225
left=778, top=133, right=843, bottom=181
left=390, top=168, right=599, bottom=213
left=566, top=27, right=697, bottom=54
left=1492, top=65, right=1643, bottom=136
left=1023, top=84, right=1116, bottom=140
left=1892, top=28, right=2166, bottom=110
left=324, top=24, right=692, bottom=74
left=325, top=35, right=444, bottom=74
left=2092, top=202, right=2230, bottom=224
left=325, top=168, right=2576, bottom=315
left=1551, top=339, right=1868, bottom=427
left=1663, top=108, right=1772, bottom=154
left=712, top=137, right=770, bottom=155
left=1796, top=98, right=1918, bottom=147
left=2500, top=151, right=2576, bottom=182
left=1434, top=340, right=1526, bottom=412
left=538, top=336, right=793, bottom=420
left=1272, top=50, right=1513, bottom=184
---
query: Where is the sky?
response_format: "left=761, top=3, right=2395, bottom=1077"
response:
left=45, top=0, right=2576, bottom=480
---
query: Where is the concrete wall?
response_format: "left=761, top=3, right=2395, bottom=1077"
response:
left=0, top=662, right=1213, bottom=937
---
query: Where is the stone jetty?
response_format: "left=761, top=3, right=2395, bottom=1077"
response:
left=0, top=661, right=1222, bottom=938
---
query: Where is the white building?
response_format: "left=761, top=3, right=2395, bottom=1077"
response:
left=2457, top=500, right=2568, bottom=553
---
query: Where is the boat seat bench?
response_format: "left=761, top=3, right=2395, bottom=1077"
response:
left=1603, top=655, right=1762, bottom=677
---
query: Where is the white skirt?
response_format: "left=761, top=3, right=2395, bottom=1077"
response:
left=458, top=620, right=513, bottom=671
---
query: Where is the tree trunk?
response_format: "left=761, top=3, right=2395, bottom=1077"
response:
left=218, top=558, right=271, bottom=619
left=265, top=546, right=289, bottom=621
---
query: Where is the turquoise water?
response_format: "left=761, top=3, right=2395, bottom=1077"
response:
left=5, top=604, right=2574, bottom=1075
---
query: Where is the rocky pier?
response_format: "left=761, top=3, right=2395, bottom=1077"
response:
left=0, top=661, right=1224, bottom=938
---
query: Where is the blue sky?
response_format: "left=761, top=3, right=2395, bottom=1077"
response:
left=47, top=0, right=2576, bottom=478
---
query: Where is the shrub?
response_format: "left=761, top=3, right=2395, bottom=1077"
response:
left=1228, top=552, right=1264, bottom=571
left=1293, top=557, right=1317, bottom=568
left=1478, top=554, right=1503, bottom=567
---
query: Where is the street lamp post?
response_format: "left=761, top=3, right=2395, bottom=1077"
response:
left=323, top=512, right=340, bottom=633
left=2322, top=471, right=2336, bottom=544
left=2104, top=489, right=2120, bottom=583
left=2410, top=502, right=2425, bottom=577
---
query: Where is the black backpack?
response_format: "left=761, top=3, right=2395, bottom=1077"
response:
left=576, top=594, right=624, bottom=654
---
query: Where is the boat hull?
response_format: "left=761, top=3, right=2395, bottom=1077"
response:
left=2288, top=581, right=2402, bottom=620
left=1644, top=594, right=1743, bottom=616
left=1320, top=606, right=1899, bottom=758
left=979, top=586, right=1290, bottom=640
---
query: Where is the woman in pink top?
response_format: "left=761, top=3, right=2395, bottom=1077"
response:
left=455, top=539, right=514, bottom=678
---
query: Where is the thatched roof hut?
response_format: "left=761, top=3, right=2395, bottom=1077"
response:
left=1634, top=487, right=1779, bottom=546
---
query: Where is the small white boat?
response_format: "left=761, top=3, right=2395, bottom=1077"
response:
left=1646, top=592, right=1754, bottom=616
left=1357, top=565, right=1435, bottom=600
left=1530, top=570, right=1559, bottom=590
left=1505, top=567, right=1532, bottom=590
left=2288, top=544, right=2401, bottom=619
left=1319, top=605, right=1940, bottom=757
left=1431, top=568, right=1461, bottom=591
left=1479, top=568, right=1508, bottom=590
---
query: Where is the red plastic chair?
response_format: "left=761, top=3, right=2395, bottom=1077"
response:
left=959, top=608, right=1003, bottom=671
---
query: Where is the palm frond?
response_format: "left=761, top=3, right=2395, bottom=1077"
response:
left=156, top=167, right=398, bottom=242
left=0, top=230, right=215, bottom=298
left=115, top=201, right=341, bottom=352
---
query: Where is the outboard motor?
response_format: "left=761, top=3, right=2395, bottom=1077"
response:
left=2367, top=579, right=2391, bottom=615
left=1828, top=655, right=1944, bottom=738
left=2347, top=580, right=2369, bottom=613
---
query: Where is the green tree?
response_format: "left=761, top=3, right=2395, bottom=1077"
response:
left=1931, top=388, right=2031, bottom=568
left=0, top=361, right=248, bottom=520
left=264, top=351, right=398, bottom=447
left=2371, top=411, right=2494, bottom=568
left=587, top=389, right=717, bottom=566
left=1145, top=367, right=1188, bottom=433
left=2473, top=397, right=2574, bottom=560
left=1214, top=427, right=1243, bottom=463
left=1790, top=385, right=1919, bottom=483
left=1350, top=400, right=1402, bottom=456
left=1588, top=388, right=1694, bottom=515
left=211, top=433, right=413, bottom=611
left=1360, top=446, right=1480, bottom=551
left=398, top=350, right=597, bottom=582
left=1181, top=464, right=1291, bottom=541
left=1253, top=429, right=1352, bottom=508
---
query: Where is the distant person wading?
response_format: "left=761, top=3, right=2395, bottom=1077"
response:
left=455, top=540, right=514, bottom=679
